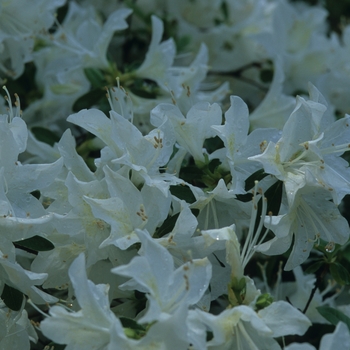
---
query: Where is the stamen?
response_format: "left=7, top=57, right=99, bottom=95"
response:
left=27, top=299, right=48, bottom=318
left=2, top=86, right=13, bottom=121
left=241, top=181, right=273, bottom=271
left=241, top=182, right=259, bottom=264
left=257, top=261, right=270, bottom=294
left=146, top=130, right=164, bottom=170
left=321, top=143, right=350, bottom=155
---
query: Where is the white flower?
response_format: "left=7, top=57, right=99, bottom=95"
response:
left=249, top=86, right=350, bottom=205
left=53, top=2, right=132, bottom=69
left=40, top=253, right=129, bottom=350
left=84, top=166, right=171, bottom=249
left=249, top=60, right=295, bottom=130
left=188, top=300, right=311, bottom=350
left=68, top=108, right=178, bottom=195
left=151, top=101, right=222, bottom=163
left=257, top=184, right=349, bottom=270
left=278, top=266, right=339, bottom=324
left=0, top=237, right=56, bottom=304
left=135, top=16, right=176, bottom=90
left=0, top=300, right=38, bottom=350
left=112, top=229, right=212, bottom=323
left=212, top=95, right=280, bottom=194
left=285, top=322, right=350, bottom=350
left=0, top=0, right=64, bottom=77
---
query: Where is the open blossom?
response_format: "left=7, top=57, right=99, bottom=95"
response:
left=0, top=0, right=65, bottom=78
left=40, top=253, right=131, bottom=349
left=285, top=322, right=350, bottom=350
left=249, top=85, right=350, bottom=205
left=257, top=180, right=349, bottom=270
left=0, top=300, right=38, bottom=349
left=211, top=95, right=280, bottom=194
left=188, top=301, right=311, bottom=350
left=3, top=1, right=350, bottom=349
left=112, top=229, right=212, bottom=323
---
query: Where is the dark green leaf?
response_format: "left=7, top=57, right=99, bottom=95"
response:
left=204, top=137, right=224, bottom=154
left=119, top=317, right=146, bottom=332
left=45, top=342, right=67, bottom=350
left=154, top=208, right=199, bottom=239
left=206, top=331, right=214, bottom=341
left=31, top=127, right=60, bottom=146
left=1, top=284, right=23, bottom=311
left=170, top=185, right=196, bottom=204
left=330, top=262, right=350, bottom=285
left=317, top=306, right=350, bottom=331
left=129, top=78, right=159, bottom=99
left=264, top=180, right=283, bottom=216
left=176, top=35, right=191, bottom=52
left=30, top=190, right=41, bottom=200
left=84, top=68, right=107, bottom=88
left=14, top=235, right=54, bottom=252
left=260, top=69, right=274, bottom=83
left=244, top=169, right=268, bottom=191
left=47, top=343, right=66, bottom=350
left=341, top=242, right=350, bottom=263
left=236, top=193, right=253, bottom=202
left=304, top=261, right=324, bottom=275
left=154, top=212, right=180, bottom=238
left=73, top=89, right=106, bottom=112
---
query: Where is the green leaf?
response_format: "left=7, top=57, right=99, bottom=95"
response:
left=47, top=343, right=66, bottom=350
left=341, top=242, right=350, bottom=263
left=1, top=284, right=23, bottom=311
left=13, top=235, right=55, bottom=252
left=176, top=35, right=191, bottom=52
left=170, top=185, right=196, bottom=204
left=84, top=68, right=107, bottom=88
left=154, top=212, right=180, bottom=238
left=129, top=78, right=159, bottom=99
left=255, top=293, right=274, bottom=311
left=330, top=262, right=350, bottom=285
left=119, top=317, right=146, bottom=332
left=31, top=127, right=60, bottom=146
left=73, top=89, right=106, bottom=112
left=260, top=69, right=274, bottom=83
left=304, top=260, right=324, bottom=274
left=153, top=209, right=199, bottom=239
left=317, top=306, right=350, bottom=331
left=30, top=190, right=41, bottom=200
left=244, top=169, right=268, bottom=191
left=264, top=180, right=283, bottom=216
left=178, top=165, right=204, bottom=186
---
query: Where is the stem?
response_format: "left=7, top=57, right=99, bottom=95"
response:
left=302, top=265, right=327, bottom=314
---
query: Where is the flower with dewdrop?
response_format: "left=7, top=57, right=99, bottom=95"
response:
left=256, top=171, right=349, bottom=271
left=249, top=85, right=350, bottom=206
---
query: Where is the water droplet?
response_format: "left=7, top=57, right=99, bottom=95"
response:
left=325, top=241, right=335, bottom=253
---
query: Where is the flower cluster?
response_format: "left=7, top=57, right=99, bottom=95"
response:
left=1, top=0, right=350, bottom=349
